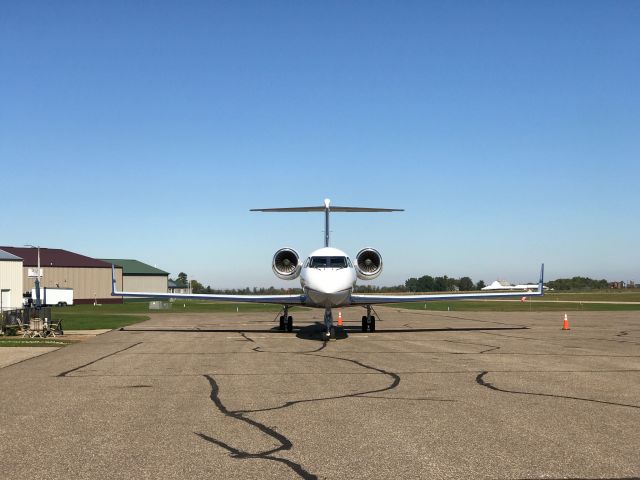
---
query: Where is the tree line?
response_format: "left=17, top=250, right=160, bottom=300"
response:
left=545, top=277, right=609, bottom=290
left=177, top=271, right=486, bottom=294
left=403, top=275, right=484, bottom=292
left=175, top=272, right=625, bottom=295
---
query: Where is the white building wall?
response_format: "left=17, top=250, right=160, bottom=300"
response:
left=0, top=259, right=24, bottom=310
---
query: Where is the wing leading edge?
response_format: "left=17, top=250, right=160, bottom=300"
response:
left=350, top=264, right=545, bottom=305
left=111, top=265, right=305, bottom=305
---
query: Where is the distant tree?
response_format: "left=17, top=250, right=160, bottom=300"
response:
left=190, top=279, right=205, bottom=293
left=434, top=276, right=448, bottom=291
left=458, top=276, right=474, bottom=291
left=417, top=275, right=435, bottom=292
left=405, top=277, right=419, bottom=292
left=177, top=272, right=188, bottom=286
left=476, top=280, right=486, bottom=290
left=547, top=277, right=609, bottom=291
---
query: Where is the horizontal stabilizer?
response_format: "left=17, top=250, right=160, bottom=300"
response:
left=251, top=206, right=403, bottom=212
left=251, top=198, right=403, bottom=247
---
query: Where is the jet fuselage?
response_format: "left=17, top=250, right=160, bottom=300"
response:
left=299, top=247, right=357, bottom=308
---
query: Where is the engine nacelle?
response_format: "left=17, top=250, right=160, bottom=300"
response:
left=355, top=248, right=383, bottom=280
left=272, top=248, right=301, bottom=280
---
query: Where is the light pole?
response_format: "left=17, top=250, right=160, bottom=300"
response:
left=24, top=244, right=41, bottom=309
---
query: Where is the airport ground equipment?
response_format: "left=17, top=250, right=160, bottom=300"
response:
left=31, top=288, right=74, bottom=307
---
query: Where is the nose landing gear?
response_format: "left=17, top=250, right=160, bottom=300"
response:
left=361, top=305, right=376, bottom=332
left=323, top=308, right=336, bottom=339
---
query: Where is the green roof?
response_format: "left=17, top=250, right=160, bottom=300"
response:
left=100, top=259, right=169, bottom=276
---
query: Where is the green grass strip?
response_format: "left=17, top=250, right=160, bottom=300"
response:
left=390, top=301, right=640, bottom=312
left=57, top=314, right=150, bottom=330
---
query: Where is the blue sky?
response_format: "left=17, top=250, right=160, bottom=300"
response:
left=2, top=1, right=638, bottom=287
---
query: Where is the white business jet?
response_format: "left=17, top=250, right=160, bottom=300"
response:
left=112, top=199, right=544, bottom=339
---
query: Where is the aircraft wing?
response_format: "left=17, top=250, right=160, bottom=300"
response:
left=351, top=264, right=545, bottom=305
left=111, top=266, right=305, bottom=305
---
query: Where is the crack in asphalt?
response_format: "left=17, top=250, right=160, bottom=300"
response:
left=128, top=351, right=640, bottom=357
left=250, top=341, right=327, bottom=354
left=239, top=332, right=255, bottom=343
left=65, top=368, right=640, bottom=378
left=232, top=353, right=403, bottom=414
left=480, top=330, right=640, bottom=346
left=476, top=371, right=640, bottom=410
left=443, top=339, right=501, bottom=354
left=196, top=348, right=452, bottom=478
left=57, top=342, right=143, bottom=377
left=196, top=375, right=317, bottom=480
left=515, top=477, right=640, bottom=480
left=396, top=309, right=534, bottom=327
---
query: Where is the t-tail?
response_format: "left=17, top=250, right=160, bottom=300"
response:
left=250, top=198, right=403, bottom=247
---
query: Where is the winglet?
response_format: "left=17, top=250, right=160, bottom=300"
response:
left=111, top=264, right=119, bottom=296
left=538, top=263, right=545, bottom=295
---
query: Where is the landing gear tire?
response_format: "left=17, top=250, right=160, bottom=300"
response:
left=286, top=316, right=293, bottom=332
left=362, top=315, right=376, bottom=332
left=279, top=316, right=285, bottom=330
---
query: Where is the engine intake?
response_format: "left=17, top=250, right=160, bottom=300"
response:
left=355, top=248, right=383, bottom=280
left=272, top=248, right=301, bottom=280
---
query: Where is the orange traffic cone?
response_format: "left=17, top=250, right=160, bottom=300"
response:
left=562, top=313, right=570, bottom=330
left=337, top=310, right=343, bottom=327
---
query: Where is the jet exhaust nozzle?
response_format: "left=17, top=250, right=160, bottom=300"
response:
left=272, top=248, right=301, bottom=280
left=355, top=248, right=383, bottom=280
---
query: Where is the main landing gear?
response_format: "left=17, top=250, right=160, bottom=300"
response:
left=279, top=305, right=293, bottom=332
left=361, top=305, right=375, bottom=332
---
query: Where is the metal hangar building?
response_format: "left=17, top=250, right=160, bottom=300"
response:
left=0, top=247, right=124, bottom=304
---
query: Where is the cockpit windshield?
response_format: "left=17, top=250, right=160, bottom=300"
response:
left=329, top=257, right=347, bottom=268
left=310, top=256, right=348, bottom=269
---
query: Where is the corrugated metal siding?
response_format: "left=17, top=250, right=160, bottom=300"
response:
left=21, top=267, right=123, bottom=302
left=123, top=275, right=168, bottom=294
left=1, top=259, right=24, bottom=309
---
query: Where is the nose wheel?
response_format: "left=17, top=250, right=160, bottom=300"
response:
left=361, top=305, right=376, bottom=332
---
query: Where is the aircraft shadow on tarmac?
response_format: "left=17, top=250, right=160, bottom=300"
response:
left=121, top=324, right=528, bottom=341
left=295, top=323, right=529, bottom=341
